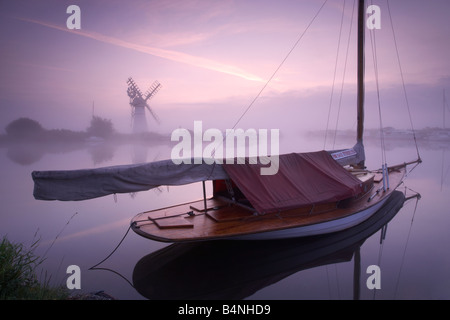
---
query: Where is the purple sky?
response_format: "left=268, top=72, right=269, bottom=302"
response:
left=1, top=0, right=449, bottom=135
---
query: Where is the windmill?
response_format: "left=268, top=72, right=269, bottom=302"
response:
left=126, top=77, right=162, bottom=133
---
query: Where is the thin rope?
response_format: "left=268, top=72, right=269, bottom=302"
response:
left=224, top=0, right=328, bottom=144
left=373, top=223, right=387, bottom=300
left=367, top=1, right=387, bottom=166
left=445, top=89, right=450, bottom=113
left=89, top=224, right=135, bottom=288
left=324, top=0, right=346, bottom=150
left=444, top=89, right=450, bottom=129
left=206, top=0, right=329, bottom=175
left=229, top=0, right=329, bottom=133
left=443, top=163, right=450, bottom=191
left=333, top=0, right=357, bottom=148
left=334, top=264, right=341, bottom=300
left=406, top=159, right=421, bottom=177
left=393, top=195, right=420, bottom=299
left=386, top=0, right=421, bottom=160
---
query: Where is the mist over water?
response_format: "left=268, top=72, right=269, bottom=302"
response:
left=0, top=128, right=449, bottom=299
left=1, top=0, right=450, bottom=301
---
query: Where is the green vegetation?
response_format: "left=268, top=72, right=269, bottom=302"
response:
left=0, top=236, right=69, bottom=300
left=2, top=116, right=115, bottom=142
left=1, top=116, right=169, bottom=146
left=86, top=115, right=115, bottom=138
left=5, top=117, right=44, bottom=138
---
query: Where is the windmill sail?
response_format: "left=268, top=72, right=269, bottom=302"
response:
left=127, top=77, right=161, bottom=132
left=145, top=103, right=160, bottom=124
left=144, top=81, right=162, bottom=101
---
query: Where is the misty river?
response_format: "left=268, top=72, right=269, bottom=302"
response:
left=1, top=133, right=449, bottom=300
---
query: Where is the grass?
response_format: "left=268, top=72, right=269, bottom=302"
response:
left=0, top=235, right=69, bottom=300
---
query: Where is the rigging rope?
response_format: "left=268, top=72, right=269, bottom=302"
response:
left=445, top=90, right=450, bottom=113
left=333, top=0, right=357, bottom=148
left=207, top=0, right=329, bottom=172
left=228, top=0, right=329, bottom=132
left=444, top=89, right=450, bottom=129
left=367, top=0, right=388, bottom=168
left=324, top=0, right=347, bottom=150
left=386, top=0, right=421, bottom=160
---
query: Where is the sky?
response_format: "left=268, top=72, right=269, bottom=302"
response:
left=1, top=0, right=450, bottom=138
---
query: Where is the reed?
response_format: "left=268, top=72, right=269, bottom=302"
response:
left=0, top=236, right=69, bottom=300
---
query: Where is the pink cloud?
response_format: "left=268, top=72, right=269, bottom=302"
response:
left=17, top=17, right=264, bottom=82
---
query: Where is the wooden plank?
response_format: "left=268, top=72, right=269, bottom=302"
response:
left=131, top=168, right=406, bottom=242
left=142, top=203, right=195, bottom=220
left=373, top=173, right=383, bottom=182
left=153, top=216, right=194, bottom=229
left=190, top=198, right=227, bottom=212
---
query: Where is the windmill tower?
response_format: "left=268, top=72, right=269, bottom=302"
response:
left=126, top=77, right=161, bottom=133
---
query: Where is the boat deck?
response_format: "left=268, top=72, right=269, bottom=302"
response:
left=131, top=167, right=406, bottom=242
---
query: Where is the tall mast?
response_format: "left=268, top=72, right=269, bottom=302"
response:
left=356, top=0, right=365, bottom=167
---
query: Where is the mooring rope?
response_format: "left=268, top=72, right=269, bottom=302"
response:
left=88, top=224, right=135, bottom=288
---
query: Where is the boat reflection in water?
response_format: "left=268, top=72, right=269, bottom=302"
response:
left=132, top=190, right=411, bottom=300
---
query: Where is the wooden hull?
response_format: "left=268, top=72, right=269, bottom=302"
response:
left=132, top=190, right=406, bottom=299
left=231, top=196, right=389, bottom=240
left=131, top=166, right=406, bottom=242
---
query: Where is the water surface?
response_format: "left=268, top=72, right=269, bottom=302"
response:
left=0, top=134, right=449, bottom=300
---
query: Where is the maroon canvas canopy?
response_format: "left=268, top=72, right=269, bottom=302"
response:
left=222, top=151, right=363, bottom=214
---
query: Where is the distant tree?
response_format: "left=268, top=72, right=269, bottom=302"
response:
left=86, top=116, right=114, bottom=138
left=47, top=128, right=87, bottom=142
left=5, top=118, right=45, bottom=139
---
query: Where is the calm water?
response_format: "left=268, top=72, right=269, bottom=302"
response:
left=1, top=134, right=449, bottom=300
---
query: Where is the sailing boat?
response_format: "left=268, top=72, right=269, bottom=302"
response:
left=132, top=190, right=408, bottom=300
left=32, top=0, right=421, bottom=242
